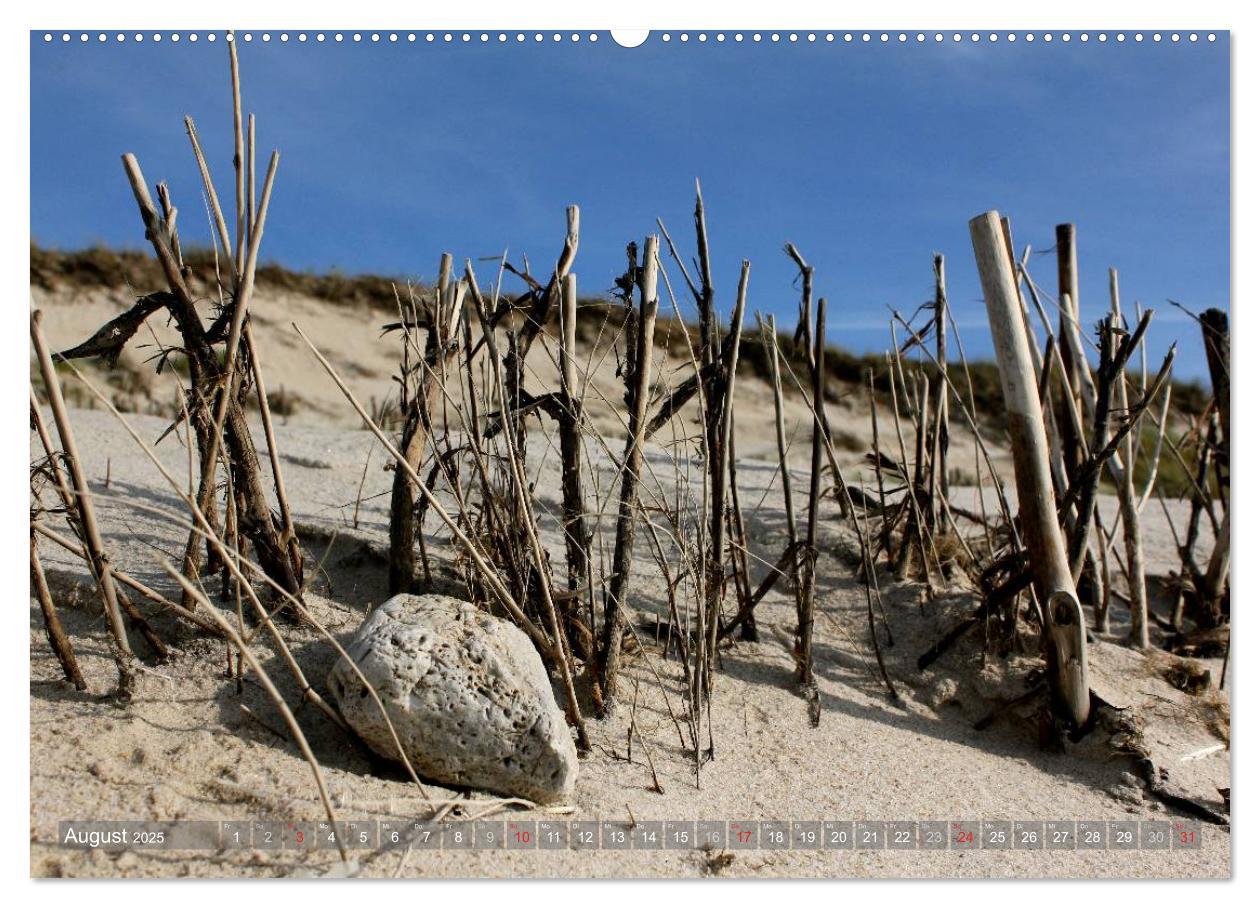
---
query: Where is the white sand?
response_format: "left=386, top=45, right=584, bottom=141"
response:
left=29, top=286, right=1229, bottom=878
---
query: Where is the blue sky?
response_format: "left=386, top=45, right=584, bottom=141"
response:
left=30, top=32, right=1228, bottom=379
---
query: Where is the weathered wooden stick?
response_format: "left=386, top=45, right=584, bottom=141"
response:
left=1055, top=223, right=1086, bottom=475
left=727, top=408, right=757, bottom=641
left=760, top=314, right=804, bottom=630
left=970, top=211, right=1090, bottom=728
left=116, top=149, right=295, bottom=601
left=798, top=297, right=827, bottom=686
left=30, top=530, right=87, bottom=691
left=229, top=31, right=247, bottom=268
left=558, top=273, right=592, bottom=606
left=1108, top=274, right=1151, bottom=648
left=165, top=563, right=346, bottom=862
left=389, top=255, right=459, bottom=594
left=244, top=325, right=301, bottom=578
left=703, top=261, right=750, bottom=659
left=866, top=367, right=893, bottom=558
left=931, top=253, right=950, bottom=527
left=179, top=149, right=283, bottom=601
left=1200, top=307, right=1230, bottom=457
left=1060, top=292, right=1155, bottom=649
left=31, top=311, right=135, bottom=696
left=599, top=236, right=660, bottom=711
left=785, top=242, right=814, bottom=355
left=32, top=520, right=224, bottom=636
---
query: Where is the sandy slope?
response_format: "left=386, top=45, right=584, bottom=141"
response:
left=29, top=405, right=1230, bottom=879
left=30, top=282, right=1010, bottom=482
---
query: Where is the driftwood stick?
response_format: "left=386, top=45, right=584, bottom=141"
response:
left=31, top=311, right=135, bottom=696
left=1200, top=307, right=1230, bottom=464
left=229, top=31, right=247, bottom=268
left=180, top=149, right=283, bottom=599
left=760, top=314, right=804, bottom=629
left=389, top=255, right=459, bottom=594
left=866, top=368, right=893, bottom=558
left=798, top=297, right=827, bottom=686
left=703, top=261, right=750, bottom=657
left=785, top=242, right=814, bottom=355
left=1054, top=223, right=1086, bottom=476
left=1199, top=307, right=1230, bottom=614
left=727, top=433, right=757, bottom=641
left=599, top=236, right=660, bottom=712
left=244, top=325, right=301, bottom=579
left=30, top=530, right=88, bottom=691
left=970, top=211, right=1090, bottom=728
left=931, top=253, right=951, bottom=525
left=558, top=273, right=593, bottom=606
left=1060, top=293, right=1157, bottom=648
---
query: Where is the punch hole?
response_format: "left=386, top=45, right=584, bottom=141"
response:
left=611, top=30, right=649, bottom=48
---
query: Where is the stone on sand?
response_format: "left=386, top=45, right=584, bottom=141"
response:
left=327, top=594, right=578, bottom=804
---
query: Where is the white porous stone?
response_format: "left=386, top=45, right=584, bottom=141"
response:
left=327, top=594, right=578, bottom=804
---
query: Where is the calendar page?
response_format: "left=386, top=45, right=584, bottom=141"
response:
left=24, top=11, right=1231, bottom=885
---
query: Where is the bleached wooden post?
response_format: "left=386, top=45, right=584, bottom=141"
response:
left=970, top=212, right=1091, bottom=728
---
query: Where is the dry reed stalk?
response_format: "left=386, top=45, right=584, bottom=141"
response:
left=884, top=337, right=941, bottom=586
left=1055, top=224, right=1086, bottom=478
left=32, top=521, right=223, bottom=636
left=930, top=253, right=951, bottom=526
left=30, top=530, right=87, bottom=690
left=177, top=148, right=283, bottom=598
left=61, top=358, right=347, bottom=730
left=598, top=237, right=661, bottom=712
left=33, top=436, right=172, bottom=658
left=887, top=318, right=1015, bottom=535
left=389, top=254, right=461, bottom=594
left=164, top=564, right=346, bottom=862
left=726, top=434, right=757, bottom=641
left=702, top=261, right=750, bottom=665
left=247, top=112, right=257, bottom=239
left=185, top=117, right=235, bottom=275
left=105, top=150, right=297, bottom=602
left=469, top=273, right=590, bottom=750
left=1059, top=294, right=1155, bottom=649
left=865, top=368, right=893, bottom=557
left=558, top=273, right=594, bottom=622
left=31, top=311, right=135, bottom=696
left=229, top=32, right=247, bottom=265
left=294, top=321, right=554, bottom=659
left=761, top=313, right=804, bottom=627
left=245, top=325, right=302, bottom=577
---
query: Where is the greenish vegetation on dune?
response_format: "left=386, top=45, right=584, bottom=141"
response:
left=31, top=242, right=1211, bottom=480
